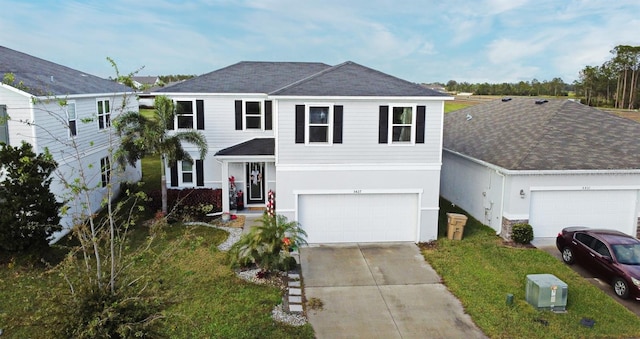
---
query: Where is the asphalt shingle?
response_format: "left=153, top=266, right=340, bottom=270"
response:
left=0, top=46, right=132, bottom=96
left=443, top=98, right=640, bottom=170
left=215, top=138, right=275, bottom=156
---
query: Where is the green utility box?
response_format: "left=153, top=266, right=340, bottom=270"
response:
left=526, top=274, right=568, bottom=312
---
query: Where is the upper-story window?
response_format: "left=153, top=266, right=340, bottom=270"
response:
left=0, top=104, right=8, bottom=144
left=391, top=106, right=414, bottom=143
left=97, top=99, right=111, bottom=129
left=176, top=100, right=194, bottom=129
left=378, top=105, right=425, bottom=145
left=308, top=106, right=331, bottom=143
left=245, top=101, right=262, bottom=129
left=67, top=102, right=77, bottom=137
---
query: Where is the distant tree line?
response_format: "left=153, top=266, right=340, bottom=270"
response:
left=575, top=45, right=640, bottom=109
left=446, top=78, right=571, bottom=97
left=158, top=74, right=195, bottom=84
left=444, top=44, right=640, bottom=109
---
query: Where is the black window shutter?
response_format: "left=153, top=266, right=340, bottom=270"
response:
left=235, top=100, right=243, bottom=130
left=333, top=105, right=343, bottom=144
left=166, top=114, right=174, bottom=130
left=378, top=106, right=389, bottom=144
left=295, top=105, right=305, bottom=144
left=170, top=161, right=178, bottom=187
left=416, top=105, right=426, bottom=144
left=196, top=159, right=204, bottom=186
left=196, top=100, right=204, bottom=130
left=265, top=101, right=273, bottom=130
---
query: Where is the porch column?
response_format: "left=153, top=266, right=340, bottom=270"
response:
left=221, top=160, right=230, bottom=213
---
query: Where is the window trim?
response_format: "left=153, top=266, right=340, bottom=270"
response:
left=66, top=101, right=77, bottom=138
left=97, top=98, right=111, bottom=130
left=244, top=100, right=263, bottom=130
left=0, top=104, right=9, bottom=145
left=388, top=104, right=416, bottom=145
left=100, top=156, right=111, bottom=188
left=174, top=99, right=196, bottom=129
left=305, top=104, right=333, bottom=145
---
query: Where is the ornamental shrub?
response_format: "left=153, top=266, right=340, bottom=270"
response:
left=512, top=223, right=534, bottom=244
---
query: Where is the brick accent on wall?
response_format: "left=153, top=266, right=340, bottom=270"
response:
left=501, top=217, right=530, bottom=240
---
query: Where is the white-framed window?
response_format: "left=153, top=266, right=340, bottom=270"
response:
left=66, top=102, right=77, bottom=137
left=97, top=99, right=111, bottom=129
left=181, top=160, right=193, bottom=184
left=245, top=101, right=262, bottom=129
left=175, top=100, right=194, bottom=129
left=307, top=105, right=332, bottom=144
left=100, top=156, right=111, bottom=187
left=390, top=105, right=415, bottom=144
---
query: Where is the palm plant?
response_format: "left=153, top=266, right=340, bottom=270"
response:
left=230, top=213, right=307, bottom=272
left=114, top=95, right=207, bottom=214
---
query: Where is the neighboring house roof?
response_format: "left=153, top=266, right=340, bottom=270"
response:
left=215, top=138, right=275, bottom=156
left=131, top=76, right=159, bottom=85
left=157, top=61, right=331, bottom=94
left=0, top=46, right=132, bottom=96
left=443, top=98, right=640, bottom=171
left=157, top=61, right=446, bottom=97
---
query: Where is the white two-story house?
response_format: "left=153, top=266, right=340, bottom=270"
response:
left=156, top=61, right=451, bottom=243
left=0, top=46, right=142, bottom=242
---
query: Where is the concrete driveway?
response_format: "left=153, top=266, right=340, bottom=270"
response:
left=300, top=243, right=487, bottom=338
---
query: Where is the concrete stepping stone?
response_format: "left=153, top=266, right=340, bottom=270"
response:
left=289, top=295, right=302, bottom=303
left=289, top=304, right=303, bottom=313
left=288, top=280, right=301, bottom=287
left=289, top=288, right=302, bottom=296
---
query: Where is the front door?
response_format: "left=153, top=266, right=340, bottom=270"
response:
left=246, top=162, right=265, bottom=204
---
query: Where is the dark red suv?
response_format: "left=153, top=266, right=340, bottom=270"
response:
left=556, top=227, right=640, bottom=300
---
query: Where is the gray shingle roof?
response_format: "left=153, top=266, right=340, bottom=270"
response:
left=443, top=98, right=640, bottom=170
left=215, top=138, right=275, bottom=156
left=157, top=61, right=447, bottom=97
left=0, top=46, right=132, bottom=96
left=271, top=61, right=447, bottom=97
left=157, top=61, right=331, bottom=94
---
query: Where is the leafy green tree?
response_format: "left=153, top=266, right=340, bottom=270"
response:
left=0, top=142, right=62, bottom=252
left=229, top=213, right=307, bottom=273
left=114, top=95, right=208, bottom=214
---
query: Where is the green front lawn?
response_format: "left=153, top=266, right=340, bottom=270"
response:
left=423, top=199, right=640, bottom=338
left=0, top=156, right=314, bottom=338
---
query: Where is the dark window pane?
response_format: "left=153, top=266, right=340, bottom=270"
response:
left=98, top=101, right=103, bottom=114
left=246, top=116, right=261, bottom=129
left=309, top=126, right=328, bottom=142
left=182, top=173, right=193, bottom=183
left=246, top=101, right=261, bottom=114
left=69, top=120, right=77, bottom=136
left=393, top=107, right=412, bottom=124
left=104, top=100, right=110, bottom=113
left=105, top=114, right=111, bottom=127
left=309, top=107, right=329, bottom=124
left=177, top=116, right=193, bottom=129
left=99, top=117, right=104, bottom=129
left=176, top=101, right=193, bottom=114
left=392, top=126, right=412, bottom=142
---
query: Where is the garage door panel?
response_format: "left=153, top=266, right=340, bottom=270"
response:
left=299, top=193, right=418, bottom=243
left=530, top=190, right=637, bottom=238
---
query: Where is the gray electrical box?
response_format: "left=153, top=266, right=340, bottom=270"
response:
left=526, top=274, right=568, bottom=311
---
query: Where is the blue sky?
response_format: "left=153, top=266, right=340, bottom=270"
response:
left=1, top=0, right=639, bottom=84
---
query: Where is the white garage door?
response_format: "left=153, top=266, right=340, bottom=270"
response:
left=530, top=190, right=638, bottom=238
left=298, top=193, right=418, bottom=243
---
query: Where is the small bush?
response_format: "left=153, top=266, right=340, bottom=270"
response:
left=511, top=223, right=534, bottom=244
left=149, top=188, right=222, bottom=220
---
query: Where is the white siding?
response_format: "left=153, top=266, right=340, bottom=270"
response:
left=276, top=166, right=441, bottom=242
left=440, top=151, right=505, bottom=232
left=276, top=99, right=443, bottom=165
left=0, top=85, right=35, bottom=147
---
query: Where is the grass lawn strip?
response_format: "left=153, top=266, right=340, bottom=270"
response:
left=423, top=199, right=640, bottom=338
